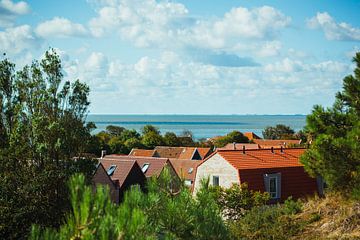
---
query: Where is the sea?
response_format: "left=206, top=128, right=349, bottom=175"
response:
left=87, top=115, right=306, bottom=140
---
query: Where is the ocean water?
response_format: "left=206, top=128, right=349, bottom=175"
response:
left=87, top=115, right=306, bottom=140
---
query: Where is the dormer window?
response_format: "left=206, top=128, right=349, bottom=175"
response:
left=142, top=163, right=150, bottom=173
left=107, top=165, right=117, bottom=176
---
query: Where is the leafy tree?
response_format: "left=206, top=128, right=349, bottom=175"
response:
left=209, top=183, right=269, bottom=220
left=262, top=124, right=296, bottom=140
left=105, top=125, right=125, bottom=137
left=32, top=172, right=230, bottom=240
left=214, top=131, right=249, bottom=147
left=141, top=124, right=160, bottom=135
left=301, top=52, right=360, bottom=197
left=141, top=131, right=164, bottom=149
left=0, top=49, right=96, bottom=239
left=120, top=129, right=140, bottom=142
left=163, top=132, right=181, bottom=146
left=124, top=138, right=143, bottom=152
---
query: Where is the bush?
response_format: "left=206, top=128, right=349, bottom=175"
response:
left=229, top=203, right=304, bottom=240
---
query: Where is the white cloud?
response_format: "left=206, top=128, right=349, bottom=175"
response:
left=0, top=25, right=40, bottom=55
left=35, top=17, right=89, bottom=38
left=89, top=1, right=290, bottom=54
left=307, top=12, right=360, bottom=41
left=0, top=0, right=30, bottom=27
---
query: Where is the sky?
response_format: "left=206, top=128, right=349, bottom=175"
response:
left=1, top=0, right=359, bottom=114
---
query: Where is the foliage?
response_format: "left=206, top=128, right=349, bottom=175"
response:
left=163, top=132, right=181, bottom=146
left=209, top=183, right=270, bottom=220
left=213, top=130, right=249, bottom=147
left=301, top=52, right=360, bottom=197
left=229, top=198, right=304, bottom=240
left=262, top=124, right=296, bottom=140
left=0, top=49, right=96, bottom=239
left=31, top=172, right=230, bottom=240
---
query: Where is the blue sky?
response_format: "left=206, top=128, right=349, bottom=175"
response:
left=1, top=0, right=359, bottom=114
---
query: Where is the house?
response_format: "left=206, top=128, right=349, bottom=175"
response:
left=153, top=146, right=203, bottom=160
left=103, top=155, right=178, bottom=179
left=193, top=148, right=320, bottom=201
left=128, top=149, right=155, bottom=157
left=253, top=139, right=302, bottom=149
left=92, top=159, right=146, bottom=203
left=243, top=132, right=261, bottom=140
left=169, top=159, right=202, bottom=189
left=219, top=143, right=260, bottom=150
left=196, top=147, right=212, bottom=159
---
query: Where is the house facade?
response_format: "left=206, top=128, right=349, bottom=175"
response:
left=193, top=148, right=320, bottom=201
left=92, top=159, right=146, bottom=203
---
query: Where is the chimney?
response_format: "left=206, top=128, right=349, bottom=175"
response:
left=271, top=147, right=274, bottom=153
left=233, top=142, right=236, bottom=150
left=242, top=145, right=245, bottom=154
left=101, top=150, right=107, bottom=159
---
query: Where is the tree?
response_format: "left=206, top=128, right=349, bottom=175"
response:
left=163, top=132, right=181, bottom=146
left=301, top=52, right=360, bottom=197
left=0, top=49, right=96, bottom=239
left=214, top=131, right=249, bottom=147
left=141, top=131, right=164, bottom=149
left=209, top=183, right=269, bottom=220
left=105, top=125, right=125, bottom=137
left=262, top=124, right=296, bottom=140
left=31, top=172, right=230, bottom=239
left=141, top=124, right=160, bottom=135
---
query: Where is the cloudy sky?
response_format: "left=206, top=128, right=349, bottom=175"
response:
left=1, top=0, right=359, bottom=114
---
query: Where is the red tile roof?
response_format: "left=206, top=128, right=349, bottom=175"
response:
left=220, top=143, right=260, bottom=150
left=169, top=159, right=202, bottom=182
left=215, top=148, right=306, bottom=170
left=102, top=155, right=169, bottom=178
left=154, top=146, right=184, bottom=158
left=99, top=158, right=138, bottom=188
left=196, top=147, right=212, bottom=159
left=243, top=132, right=261, bottom=140
left=154, top=146, right=199, bottom=160
left=128, top=149, right=155, bottom=157
left=253, top=139, right=301, bottom=148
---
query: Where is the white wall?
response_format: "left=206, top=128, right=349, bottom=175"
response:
left=193, top=153, right=239, bottom=195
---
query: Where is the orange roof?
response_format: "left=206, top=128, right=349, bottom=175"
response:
left=169, top=159, right=202, bottom=182
left=102, top=155, right=169, bottom=178
left=215, top=148, right=306, bottom=170
left=154, top=146, right=199, bottom=160
left=196, top=147, right=212, bottom=159
left=178, top=147, right=197, bottom=159
left=220, top=143, right=260, bottom=150
left=253, top=139, right=301, bottom=148
left=99, top=158, right=138, bottom=188
left=154, top=146, right=184, bottom=158
left=128, top=149, right=155, bottom=157
left=243, top=132, right=261, bottom=140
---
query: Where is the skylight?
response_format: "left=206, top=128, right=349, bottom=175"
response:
left=188, top=167, right=193, bottom=174
left=142, top=163, right=150, bottom=173
left=107, top=165, right=117, bottom=176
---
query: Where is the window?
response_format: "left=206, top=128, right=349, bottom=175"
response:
left=188, top=167, right=194, bottom=174
left=264, top=173, right=281, bottom=199
left=107, top=165, right=117, bottom=176
left=142, top=163, right=150, bottom=173
left=269, top=177, right=277, bottom=198
left=184, top=180, right=193, bottom=186
left=213, top=176, right=219, bottom=186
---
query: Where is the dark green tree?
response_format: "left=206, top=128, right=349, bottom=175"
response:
left=0, top=49, right=96, bottom=239
left=214, top=131, right=249, bottom=147
left=262, top=124, right=296, bottom=140
left=163, top=132, right=181, bottom=146
left=105, top=125, right=125, bottom=137
left=301, top=52, right=360, bottom=197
